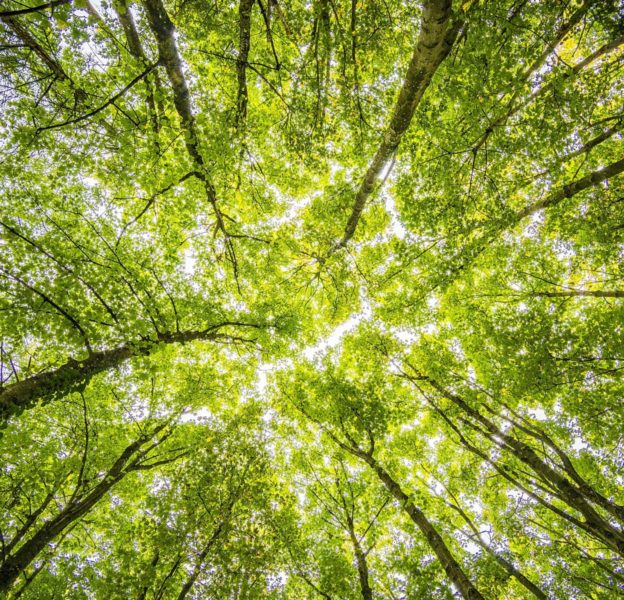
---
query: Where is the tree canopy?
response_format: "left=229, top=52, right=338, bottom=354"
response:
left=1, top=0, right=623, bottom=597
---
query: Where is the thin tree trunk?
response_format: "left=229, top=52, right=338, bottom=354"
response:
left=235, top=0, right=254, bottom=130
left=442, top=157, right=624, bottom=290
left=359, top=453, right=484, bottom=600
left=536, top=289, right=624, bottom=298
left=0, top=0, right=72, bottom=18
left=447, top=500, right=546, bottom=599
left=347, top=526, right=373, bottom=600
left=0, top=15, right=70, bottom=81
left=176, top=508, right=232, bottom=599
left=142, top=0, right=236, bottom=262
left=295, top=404, right=484, bottom=600
left=413, top=372, right=624, bottom=556
left=472, top=0, right=593, bottom=152
left=516, top=157, right=624, bottom=220
left=112, top=0, right=161, bottom=138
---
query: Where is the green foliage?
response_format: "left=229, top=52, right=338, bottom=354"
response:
left=1, top=0, right=624, bottom=597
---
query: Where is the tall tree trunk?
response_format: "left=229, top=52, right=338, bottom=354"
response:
left=446, top=499, right=546, bottom=599
left=235, top=0, right=254, bottom=130
left=332, top=0, right=460, bottom=252
left=347, top=526, right=373, bottom=600
left=414, top=372, right=624, bottom=556
left=359, top=453, right=484, bottom=600
left=0, top=424, right=169, bottom=592
left=0, top=322, right=257, bottom=424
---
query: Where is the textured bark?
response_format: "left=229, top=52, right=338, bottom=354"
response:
left=142, top=0, right=233, bottom=257
left=332, top=0, right=459, bottom=252
left=0, top=322, right=258, bottom=424
left=347, top=526, right=373, bottom=600
left=112, top=0, right=161, bottom=136
left=142, top=0, right=203, bottom=167
left=496, top=402, right=624, bottom=525
left=516, top=157, right=624, bottom=220
left=297, top=404, right=483, bottom=599
left=0, top=425, right=168, bottom=593
left=536, top=289, right=624, bottom=298
left=442, top=157, right=624, bottom=290
left=0, top=15, right=71, bottom=82
left=0, top=0, right=71, bottom=18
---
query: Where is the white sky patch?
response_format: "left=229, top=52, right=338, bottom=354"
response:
left=379, top=159, right=394, bottom=181
left=426, top=294, right=440, bottom=309
left=82, top=176, right=99, bottom=188
left=384, top=191, right=407, bottom=240
left=572, top=436, right=588, bottom=452
left=427, top=434, right=442, bottom=451
left=421, top=322, right=438, bottom=335
left=303, top=289, right=372, bottom=360
left=527, top=407, right=547, bottom=421
left=391, top=327, right=419, bottom=345
left=255, top=363, right=271, bottom=395
left=179, top=407, right=213, bottom=423
left=521, top=210, right=544, bottom=239
left=302, top=313, right=361, bottom=360
left=182, top=246, right=197, bottom=275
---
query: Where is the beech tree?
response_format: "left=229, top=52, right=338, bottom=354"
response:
left=1, top=0, right=623, bottom=597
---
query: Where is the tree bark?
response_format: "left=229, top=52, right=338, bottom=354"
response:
left=447, top=500, right=546, bottom=599
left=332, top=0, right=460, bottom=252
left=112, top=0, right=161, bottom=137
left=516, top=157, right=624, bottom=220
left=416, top=373, right=624, bottom=556
left=347, top=526, right=373, bottom=600
left=0, top=424, right=169, bottom=592
left=359, top=453, right=484, bottom=600
left=441, top=156, right=624, bottom=290
left=536, top=289, right=624, bottom=298
left=0, top=0, right=71, bottom=18
left=141, top=0, right=234, bottom=257
left=0, top=15, right=70, bottom=81
left=0, top=322, right=258, bottom=424
left=235, top=0, right=254, bottom=130
left=142, top=0, right=204, bottom=169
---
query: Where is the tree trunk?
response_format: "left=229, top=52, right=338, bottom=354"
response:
left=360, top=454, right=484, bottom=600
left=333, top=0, right=460, bottom=251
left=0, top=322, right=256, bottom=424
left=346, top=519, right=373, bottom=600
left=420, top=374, right=624, bottom=556
left=0, top=425, right=167, bottom=593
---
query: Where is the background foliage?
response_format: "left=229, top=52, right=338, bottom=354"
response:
left=0, top=0, right=623, bottom=597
